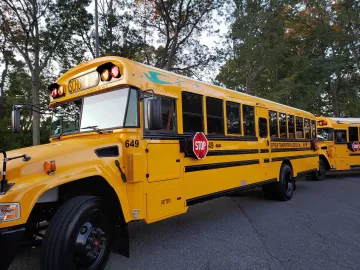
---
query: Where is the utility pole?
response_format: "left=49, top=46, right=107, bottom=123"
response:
left=95, top=0, right=99, bottom=58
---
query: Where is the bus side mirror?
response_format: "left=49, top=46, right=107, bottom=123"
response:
left=147, top=99, right=162, bottom=130
left=11, top=107, right=21, bottom=133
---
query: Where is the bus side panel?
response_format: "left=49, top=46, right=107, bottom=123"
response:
left=183, top=140, right=262, bottom=200
left=145, top=180, right=186, bottom=223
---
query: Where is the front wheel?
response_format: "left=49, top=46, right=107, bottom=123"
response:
left=312, top=158, right=327, bottom=181
left=40, top=196, right=111, bottom=270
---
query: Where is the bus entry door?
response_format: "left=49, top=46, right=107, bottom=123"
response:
left=256, top=107, right=271, bottom=178
left=146, top=143, right=181, bottom=182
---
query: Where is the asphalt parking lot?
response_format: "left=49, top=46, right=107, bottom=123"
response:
left=10, top=172, right=360, bottom=270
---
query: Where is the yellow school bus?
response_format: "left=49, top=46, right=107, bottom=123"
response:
left=315, top=116, right=360, bottom=179
left=1, top=56, right=319, bottom=269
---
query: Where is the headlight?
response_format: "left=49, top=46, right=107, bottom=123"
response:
left=0, top=203, right=20, bottom=222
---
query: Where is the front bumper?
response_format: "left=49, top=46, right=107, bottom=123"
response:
left=0, top=226, right=25, bottom=270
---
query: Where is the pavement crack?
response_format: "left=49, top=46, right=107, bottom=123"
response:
left=231, top=197, right=290, bottom=265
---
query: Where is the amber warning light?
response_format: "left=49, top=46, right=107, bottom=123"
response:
left=44, top=160, right=56, bottom=175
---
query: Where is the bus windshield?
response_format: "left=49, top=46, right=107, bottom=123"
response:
left=317, top=128, right=334, bottom=141
left=50, top=88, right=136, bottom=136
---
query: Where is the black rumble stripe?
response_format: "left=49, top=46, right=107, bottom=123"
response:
left=272, top=154, right=318, bottom=162
left=350, top=154, right=360, bottom=156
left=260, top=149, right=269, bottom=153
left=264, top=158, right=270, bottom=163
left=207, top=149, right=258, bottom=156
left=271, top=148, right=311, bottom=152
left=185, top=159, right=259, bottom=172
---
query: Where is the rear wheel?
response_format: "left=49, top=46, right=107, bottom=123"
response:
left=262, top=164, right=294, bottom=201
left=274, top=164, right=294, bottom=201
left=40, top=196, right=111, bottom=270
left=312, top=158, right=327, bottom=181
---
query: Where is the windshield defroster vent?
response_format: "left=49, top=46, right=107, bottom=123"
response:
left=95, top=146, right=119, bottom=157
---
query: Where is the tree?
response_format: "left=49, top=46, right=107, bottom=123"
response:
left=0, top=0, right=92, bottom=145
left=136, top=0, right=225, bottom=76
left=217, top=0, right=360, bottom=117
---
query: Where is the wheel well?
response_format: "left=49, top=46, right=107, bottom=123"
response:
left=58, top=176, right=124, bottom=220
left=319, top=155, right=331, bottom=170
left=32, top=176, right=124, bottom=224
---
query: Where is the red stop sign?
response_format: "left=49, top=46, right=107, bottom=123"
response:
left=192, top=132, right=208, bottom=159
left=352, top=141, right=359, bottom=152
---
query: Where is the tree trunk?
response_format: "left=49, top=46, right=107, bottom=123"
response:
left=0, top=56, right=9, bottom=119
left=32, top=69, right=40, bottom=145
left=331, top=77, right=341, bottom=117
left=166, top=32, right=179, bottom=71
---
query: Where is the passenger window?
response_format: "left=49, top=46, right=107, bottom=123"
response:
left=334, top=130, right=347, bottom=143
left=243, top=105, right=255, bottom=136
left=279, top=113, right=287, bottom=138
left=311, top=120, right=316, bottom=139
left=269, top=111, right=278, bottom=137
left=258, top=117, right=268, bottom=138
left=349, top=127, right=358, bottom=142
left=288, top=115, right=295, bottom=138
left=182, top=92, right=203, bottom=133
left=296, top=117, right=304, bottom=138
left=304, top=119, right=311, bottom=139
left=125, top=89, right=139, bottom=127
left=206, top=97, right=224, bottom=134
left=144, top=96, right=176, bottom=132
left=226, top=101, right=241, bottom=134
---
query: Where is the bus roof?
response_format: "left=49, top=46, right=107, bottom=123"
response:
left=135, top=60, right=314, bottom=117
left=56, top=56, right=315, bottom=118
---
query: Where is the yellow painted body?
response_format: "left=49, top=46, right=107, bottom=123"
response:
left=1, top=56, right=319, bottom=229
left=316, top=117, right=360, bottom=171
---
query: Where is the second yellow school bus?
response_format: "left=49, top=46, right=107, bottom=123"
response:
left=1, top=56, right=319, bottom=269
left=315, top=116, right=360, bottom=179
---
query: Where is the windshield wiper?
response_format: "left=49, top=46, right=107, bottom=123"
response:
left=57, top=129, right=76, bottom=140
left=81, top=126, right=101, bottom=133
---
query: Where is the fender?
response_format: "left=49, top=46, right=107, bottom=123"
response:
left=0, top=160, right=132, bottom=228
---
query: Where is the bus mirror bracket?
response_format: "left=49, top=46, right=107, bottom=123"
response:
left=11, top=103, right=53, bottom=133
left=139, top=89, right=155, bottom=101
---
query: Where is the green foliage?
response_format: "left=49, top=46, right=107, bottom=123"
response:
left=217, top=0, right=360, bottom=116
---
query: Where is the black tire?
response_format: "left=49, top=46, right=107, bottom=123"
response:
left=312, top=158, right=327, bottom=181
left=40, top=196, right=111, bottom=270
left=274, top=164, right=295, bottom=201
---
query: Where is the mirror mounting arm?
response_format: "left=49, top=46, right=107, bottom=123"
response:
left=139, top=89, right=155, bottom=101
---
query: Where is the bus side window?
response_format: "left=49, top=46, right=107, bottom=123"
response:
left=304, top=119, right=311, bottom=139
left=349, top=127, right=358, bottom=142
left=258, top=118, right=268, bottom=138
left=226, top=101, right=241, bottom=134
left=242, top=105, right=255, bottom=136
left=288, top=115, right=295, bottom=138
left=296, top=117, right=304, bottom=138
left=182, top=92, right=203, bottom=133
left=269, top=110, right=278, bottom=137
left=279, top=113, right=287, bottom=138
left=311, top=120, right=316, bottom=139
left=335, top=130, right=347, bottom=143
left=125, top=89, right=139, bottom=127
left=206, top=97, right=224, bottom=135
